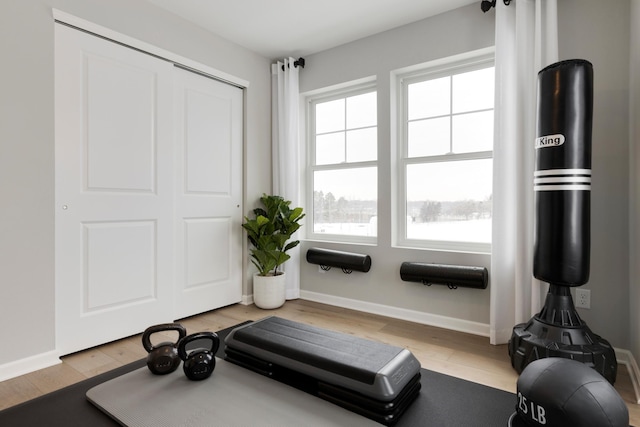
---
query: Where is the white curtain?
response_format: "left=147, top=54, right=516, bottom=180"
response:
left=490, top=0, right=558, bottom=344
left=272, top=57, right=301, bottom=299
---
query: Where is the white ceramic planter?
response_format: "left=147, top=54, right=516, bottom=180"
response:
left=253, top=272, right=286, bottom=309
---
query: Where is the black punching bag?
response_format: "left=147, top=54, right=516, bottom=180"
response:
left=533, top=59, right=593, bottom=286
left=510, top=59, right=617, bottom=385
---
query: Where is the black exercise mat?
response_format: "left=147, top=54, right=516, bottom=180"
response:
left=0, top=321, right=516, bottom=426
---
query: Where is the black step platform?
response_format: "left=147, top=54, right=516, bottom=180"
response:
left=223, top=316, right=422, bottom=425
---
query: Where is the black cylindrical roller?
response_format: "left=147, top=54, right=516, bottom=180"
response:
left=533, top=59, right=593, bottom=286
left=399, top=262, right=488, bottom=289
left=306, top=247, right=371, bottom=272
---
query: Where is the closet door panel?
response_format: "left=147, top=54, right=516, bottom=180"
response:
left=55, top=24, right=174, bottom=355
left=184, top=88, right=233, bottom=194
left=83, top=221, right=157, bottom=309
left=173, top=67, right=243, bottom=319
left=85, top=55, right=157, bottom=192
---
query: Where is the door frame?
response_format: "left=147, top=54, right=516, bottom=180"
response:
left=53, top=10, right=249, bottom=90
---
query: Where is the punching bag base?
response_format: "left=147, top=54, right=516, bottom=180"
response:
left=508, top=286, right=617, bottom=384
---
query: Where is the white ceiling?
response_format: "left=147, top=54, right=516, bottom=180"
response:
left=145, top=0, right=478, bottom=59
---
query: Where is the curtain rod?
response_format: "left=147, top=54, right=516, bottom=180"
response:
left=481, top=0, right=512, bottom=13
left=281, top=57, right=305, bottom=71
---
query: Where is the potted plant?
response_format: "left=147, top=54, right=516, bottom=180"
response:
left=242, top=194, right=304, bottom=309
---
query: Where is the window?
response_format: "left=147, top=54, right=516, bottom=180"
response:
left=397, top=54, right=494, bottom=252
left=307, top=84, right=377, bottom=242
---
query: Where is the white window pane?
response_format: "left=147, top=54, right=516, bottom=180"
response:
left=408, top=77, right=450, bottom=120
left=316, top=99, right=345, bottom=133
left=347, top=92, right=376, bottom=129
left=315, top=132, right=345, bottom=165
left=408, top=117, right=450, bottom=157
left=452, top=111, right=493, bottom=153
left=346, top=128, right=377, bottom=162
left=406, top=159, right=492, bottom=243
left=452, top=67, right=494, bottom=114
left=313, top=167, right=377, bottom=237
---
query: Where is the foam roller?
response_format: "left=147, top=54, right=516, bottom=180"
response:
left=399, top=262, right=488, bottom=289
left=306, top=247, right=371, bottom=273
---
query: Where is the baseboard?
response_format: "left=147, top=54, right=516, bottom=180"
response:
left=300, top=290, right=490, bottom=337
left=241, top=293, right=300, bottom=306
left=615, top=348, right=640, bottom=404
left=0, top=351, right=61, bottom=383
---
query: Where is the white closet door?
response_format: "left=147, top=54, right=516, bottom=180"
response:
left=173, top=67, right=243, bottom=319
left=55, top=25, right=175, bottom=354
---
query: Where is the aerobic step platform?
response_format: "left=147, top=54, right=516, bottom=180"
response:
left=224, top=316, right=422, bottom=425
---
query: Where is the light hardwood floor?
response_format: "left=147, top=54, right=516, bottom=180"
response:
left=1, top=299, right=638, bottom=425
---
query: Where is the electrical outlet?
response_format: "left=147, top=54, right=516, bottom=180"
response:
left=575, top=289, right=591, bottom=309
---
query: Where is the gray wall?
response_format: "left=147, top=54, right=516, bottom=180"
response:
left=557, top=0, right=631, bottom=349
left=0, top=0, right=272, bottom=367
left=299, top=1, right=634, bottom=351
left=299, top=4, right=496, bottom=329
left=630, top=0, right=640, bottom=362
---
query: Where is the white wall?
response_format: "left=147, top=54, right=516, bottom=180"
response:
left=299, top=4, right=496, bottom=333
left=299, top=1, right=634, bottom=351
left=0, top=0, right=271, bottom=371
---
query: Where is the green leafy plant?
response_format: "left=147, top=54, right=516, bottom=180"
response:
left=242, top=194, right=305, bottom=276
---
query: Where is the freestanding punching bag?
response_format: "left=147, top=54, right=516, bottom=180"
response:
left=509, top=59, right=617, bottom=384
left=533, top=59, right=592, bottom=286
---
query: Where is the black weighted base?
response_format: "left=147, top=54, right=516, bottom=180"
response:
left=508, top=285, right=617, bottom=384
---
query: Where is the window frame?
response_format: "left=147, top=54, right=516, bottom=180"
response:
left=305, top=81, right=378, bottom=244
left=395, top=50, right=495, bottom=253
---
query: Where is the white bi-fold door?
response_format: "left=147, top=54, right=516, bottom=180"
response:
left=55, top=24, right=242, bottom=355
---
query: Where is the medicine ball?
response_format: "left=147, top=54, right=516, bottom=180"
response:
left=508, top=358, right=628, bottom=427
